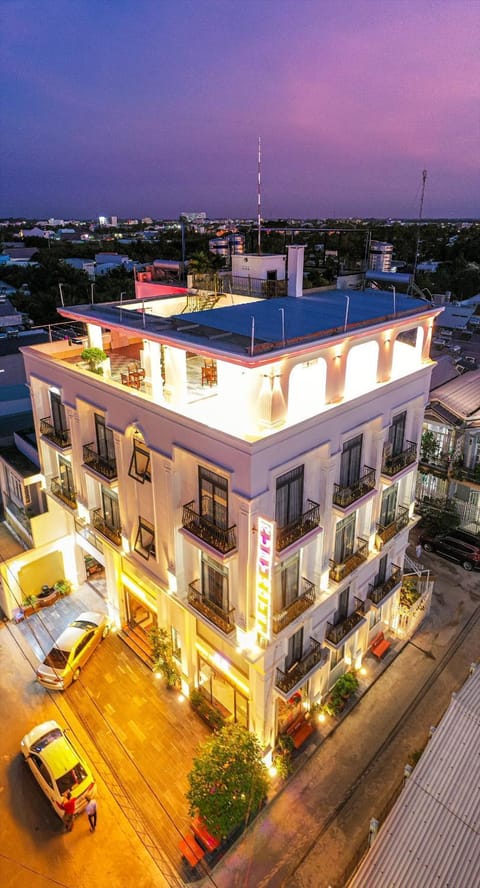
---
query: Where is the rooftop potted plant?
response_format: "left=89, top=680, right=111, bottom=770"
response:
left=81, top=346, right=107, bottom=375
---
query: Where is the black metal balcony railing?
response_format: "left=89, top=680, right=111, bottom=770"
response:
left=188, top=579, right=235, bottom=635
left=276, top=638, right=328, bottom=695
left=40, top=417, right=71, bottom=448
left=4, top=494, right=32, bottom=534
left=418, top=454, right=450, bottom=477
left=276, top=500, right=321, bottom=551
left=182, top=501, right=237, bottom=554
left=273, top=578, right=316, bottom=635
left=83, top=443, right=117, bottom=480
left=50, top=477, right=77, bottom=509
left=325, top=597, right=366, bottom=646
left=368, top=564, right=402, bottom=606
left=74, top=517, right=104, bottom=554
left=376, top=505, right=410, bottom=548
left=382, top=441, right=417, bottom=476
left=329, top=537, right=369, bottom=583
left=450, top=464, right=480, bottom=485
left=91, top=508, right=122, bottom=546
left=333, top=466, right=376, bottom=509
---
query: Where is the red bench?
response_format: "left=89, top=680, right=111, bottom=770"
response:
left=179, top=833, right=205, bottom=867
left=286, top=712, right=315, bottom=749
left=370, top=631, right=391, bottom=660
left=191, top=815, right=220, bottom=853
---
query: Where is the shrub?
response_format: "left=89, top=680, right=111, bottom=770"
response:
left=81, top=346, right=106, bottom=374
left=190, top=689, right=226, bottom=730
left=54, top=579, right=72, bottom=596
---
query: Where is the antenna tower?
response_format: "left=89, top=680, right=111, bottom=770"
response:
left=257, top=136, right=262, bottom=255
left=419, top=168, right=428, bottom=220
left=411, top=168, right=428, bottom=293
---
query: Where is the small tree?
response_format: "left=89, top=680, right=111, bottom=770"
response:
left=81, top=346, right=107, bottom=374
left=187, top=724, right=269, bottom=839
left=149, top=627, right=180, bottom=688
left=420, top=430, right=439, bottom=462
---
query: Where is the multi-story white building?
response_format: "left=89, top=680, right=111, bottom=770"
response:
left=6, top=271, right=440, bottom=750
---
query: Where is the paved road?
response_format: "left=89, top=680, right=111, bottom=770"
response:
left=207, top=546, right=480, bottom=888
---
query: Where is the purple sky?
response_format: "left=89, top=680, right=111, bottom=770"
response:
left=1, top=0, right=479, bottom=219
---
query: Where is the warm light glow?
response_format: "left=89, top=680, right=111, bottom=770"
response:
left=360, top=667, right=367, bottom=676
left=195, top=642, right=250, bottom=696
left=178, top=693, right=185, bottom=703
left=255, top=517, right=275, bottom=644
left=154, top=671, right=162, bottom=680
left=268, top=766, right=278, bottom=777
left=318, top=713, right=326, bottom=723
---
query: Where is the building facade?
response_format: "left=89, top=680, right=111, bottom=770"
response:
left=11, top=282, right=440, bottom=750
left=369, top=241, right=393, bottom=273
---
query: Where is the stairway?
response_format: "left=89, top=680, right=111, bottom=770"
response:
left=118, top=623, right=155, bottom=669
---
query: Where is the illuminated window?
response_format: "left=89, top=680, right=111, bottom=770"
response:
left=340, top=435, right=362, bottom=487
left=334, top=514, right=356, bottom=563
left=275, top=465, right=304, bottom=528
left=128, top=439, right=151, bottom=483
left=389, top=411, right=406, bottom=456
left=199, top=467, right=228, bottom=529
left=330, top=644, right=344, bottom=669
left=171, top=626, right=182, bottom=661
left=286, top=627, right=303, bottom=669
left=201, top=554, right=229, bottom=610
left=134, top=517, right=156, bottom=560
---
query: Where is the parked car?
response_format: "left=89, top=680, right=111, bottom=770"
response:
left=20, top=720, right=96, bottom=819
left=419, top=529, right=480, bottom=571
left=36, top=611, right=109, bottom=689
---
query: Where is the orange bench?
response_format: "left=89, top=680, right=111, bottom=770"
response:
left=286, top=713, right=315, bottom=749
left=179, top=832, right=205, bottom=867
left=370, top=631, right=391, bottom=659
left=192, top=815, right=220, bottom=853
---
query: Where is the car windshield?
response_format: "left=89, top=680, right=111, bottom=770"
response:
left=31, top=727, right=63, bottom=753
left=56, top=762, right=88, bottom=795
left=71, top=619, right=97, bottom=630
left=44, top=648, right=69, bottom=668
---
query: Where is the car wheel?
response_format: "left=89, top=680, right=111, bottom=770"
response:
left=422, top=542, right=433, bottom=552
left=462, top=560, right=473, bottom=571
left=72, top=667, right=81, bottom=682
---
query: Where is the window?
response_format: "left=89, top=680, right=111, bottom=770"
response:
left=336, top=587, right=350, bottom=622
left=95, top=414, right=115, bottom=462
left=276, top=466, right=304, bottom=528
left=389, top=411, right=406, bottom=456
left=279, top=555, right=300, bottom=607
left=369, top=608, right=381, bottom=629
left=199, top=467, right=228, bottom=529
left=7, top=472, right=23, bottom=503
left=340, top=435, right=362, bottom=487
left=330, top=644, right=344, bottom=669
left=379, top=485, right=398, bottom=527
left=134, top=517, right=156, bottom=560
left=101, top=488, right=120, bottom=530
left=171, top=627, right=182, bottom=661
left=59, top=456, right=74, bottom=494
left=128, top=439, right=151, bottom=483
left=201, top=555, right=229, bottom=610
left=31, top=755, right=54, bottom=789
left=286, top=627, right=304, bottom=670
left=334, top=513, right=356, bottom=564
left=51, top=391, right=67, bottom=432
left=377, top=554, right=388, bottom=585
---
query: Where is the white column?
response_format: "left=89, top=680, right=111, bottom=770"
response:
left=163, top=345, right=187, bottom=406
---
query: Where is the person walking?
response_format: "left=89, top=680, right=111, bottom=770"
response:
left=61, top=790, right=75, bottom=832
left=86, top=795, right=97, bottom=832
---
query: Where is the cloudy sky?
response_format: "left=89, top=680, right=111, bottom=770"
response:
left=1, top=0, right=479, bottom=219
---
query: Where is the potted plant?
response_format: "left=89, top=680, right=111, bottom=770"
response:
left=81, top=346, right=107, bottom=375
left=420, top=431, right=439, bottom=463
left=21, top=594, right=39, bottom=617
left=37, top=584, right=58, bottom=608
left=190, top=688, right=226, bottom=730
left=149, top=627, right=181, bottom=688
left=54, top=579, right=72, bottom=596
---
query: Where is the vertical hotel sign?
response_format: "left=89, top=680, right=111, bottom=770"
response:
left=255, top=517, right=275, bottom=644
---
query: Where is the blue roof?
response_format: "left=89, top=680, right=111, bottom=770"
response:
left=176, top=290, right=428, bottom=346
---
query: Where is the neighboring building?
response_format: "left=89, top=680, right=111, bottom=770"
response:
left=369, top=241, right=393, bottom=273
left=0, top=281, right=17, bottom=298
left=209, top=234, right=245, bottom=262
left=62, top=258, right=96, bottom=278
left=350, top=665, right=480, bottom=888
left=0, top=247, right=39, bottom=264
left=416, top=370, right=480, bottom=532
left=0, top=297, right=23, bottom=330
left=10, top=269, right=440, bottom=750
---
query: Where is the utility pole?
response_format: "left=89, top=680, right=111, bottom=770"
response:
left=257, top=136, right=262, bottom=255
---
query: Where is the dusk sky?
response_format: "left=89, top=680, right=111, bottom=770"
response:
left=1, top=0, right=479, bottom=220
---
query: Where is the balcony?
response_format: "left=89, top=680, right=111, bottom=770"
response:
left=188, top=579, right=235, bottom=635
left=273, top=578, right=316, bottom=634
left=74, top=517, right=104, bottom=554
left=368, top=564, right=402, bottom=607
left=382, top=441, right=417, bottom=477
left=4, top=494, right=32, bottom=534
left=375, top=505, right=410, bottom=549
left=40, top=417, right=71, bottom=449
left=325, top=598, right=366, bottom=647
left=83, top=443, right=117, bottom=481
left=276, top=500, right=321, bottom=552
left=418, top=455, right=450, bottom=478
left=333, top=466, right=376, bottom=509
left=50, top=477, right=77, bottom=509
left=91, top=508, right=122, bottom=546
left=329, top=537, right=369, bottom=583
left=450, top=463, right=480, bottom=486
left=275, top=638, right=328, bottom=695
left=182, top=501, right=236, bottom=554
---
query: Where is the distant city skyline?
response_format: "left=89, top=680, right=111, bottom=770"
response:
left=1, top=0, right=479, bottom=220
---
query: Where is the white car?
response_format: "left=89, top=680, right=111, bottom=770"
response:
left=20, top=720, right=96, bottom=819
left=36, top=610, right=109, bottom=689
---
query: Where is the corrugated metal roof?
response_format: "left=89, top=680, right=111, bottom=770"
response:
left=350, top=668, right=480, bottom=888
left=428, top=370, right=480, bottom=422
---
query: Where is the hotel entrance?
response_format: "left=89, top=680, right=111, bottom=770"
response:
left=121, top=576, right=158, bottom=667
